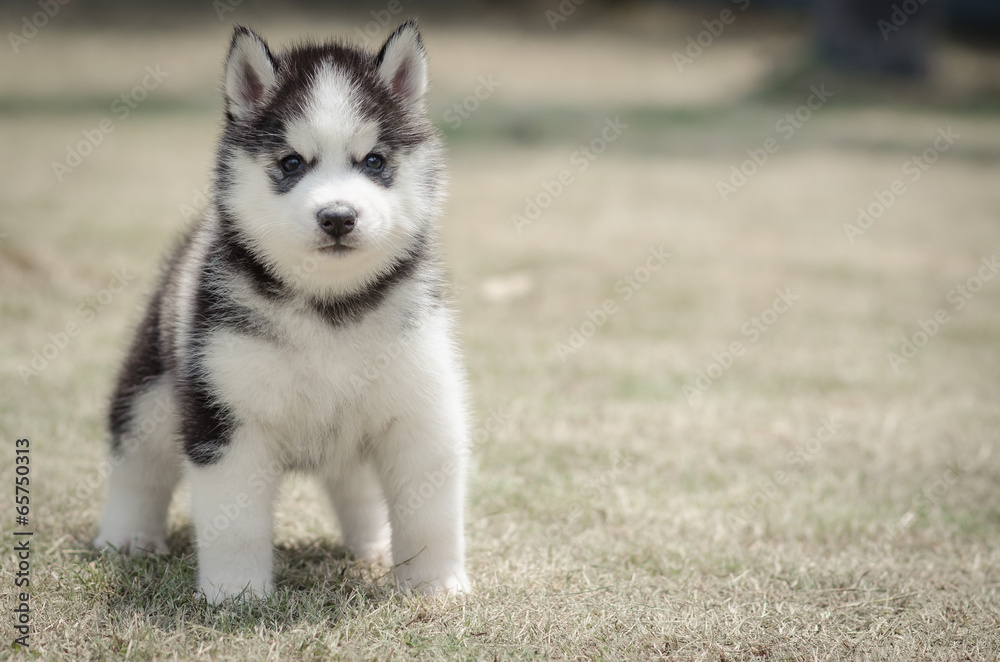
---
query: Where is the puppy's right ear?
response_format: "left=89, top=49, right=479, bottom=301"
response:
left=224, top=26, right=278, bottom=121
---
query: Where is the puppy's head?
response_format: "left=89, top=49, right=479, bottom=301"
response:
left=215, top=22, right=443, bottom=296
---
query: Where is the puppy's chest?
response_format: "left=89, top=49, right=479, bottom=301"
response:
left=202, top=305, right=402, bottom=437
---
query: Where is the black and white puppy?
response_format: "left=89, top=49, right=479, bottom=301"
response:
left=94, top=21, right=470, bottom=603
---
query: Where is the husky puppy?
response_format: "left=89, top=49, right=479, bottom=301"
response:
left=94, top=21, right=470, bottom=602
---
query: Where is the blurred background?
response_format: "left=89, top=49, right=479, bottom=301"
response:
left=2, top=1, right=999, bottom=658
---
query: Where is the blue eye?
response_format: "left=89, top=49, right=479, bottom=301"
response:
left=280, top=154, right=303, bottom=174
left=364, top=154, right=384, bottom=172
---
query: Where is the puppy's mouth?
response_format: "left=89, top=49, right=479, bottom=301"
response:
left=318, top=242, right=357, bottom=255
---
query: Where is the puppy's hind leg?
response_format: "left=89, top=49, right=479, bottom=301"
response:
left=94, top=376, right=181, bottom=555
left=323, top=461, right=391, bottom=565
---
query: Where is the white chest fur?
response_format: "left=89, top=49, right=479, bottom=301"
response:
left=199, top=286, right=451, bottom=471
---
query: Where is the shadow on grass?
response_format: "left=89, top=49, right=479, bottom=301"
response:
left=79, top=525, right=399, bottom=634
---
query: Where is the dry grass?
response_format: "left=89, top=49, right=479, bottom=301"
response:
left=2, top=7, right=1000, bottom=661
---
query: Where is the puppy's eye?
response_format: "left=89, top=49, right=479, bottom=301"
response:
left=279, top=154, right=303, bottom=174
left=364, top=154, right=384, bottom=172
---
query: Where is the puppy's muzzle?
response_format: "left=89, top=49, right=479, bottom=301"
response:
left=317, top=204, right=358, bottom=239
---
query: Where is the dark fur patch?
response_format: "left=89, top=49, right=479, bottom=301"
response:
left=215, top=218, right=287, bottom=301
left=269, top=162, right=309, bottom=195
left=310, top=234, right=428, bottom=326
left=176, top=370, right=234, bottom=466
left=108, top=288, right=166, bottom=456
left=176, top=276, right=241, bottom=464
left=108, top=233, right=195, bottom=456
left=359, top=157, right=396, bottom=188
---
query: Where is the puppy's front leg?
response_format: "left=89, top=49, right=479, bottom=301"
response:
left=374, top=412, right=469, bottom=595
left=188, top=426, right=280, bottom=604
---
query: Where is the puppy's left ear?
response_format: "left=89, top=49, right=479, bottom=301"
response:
left=376, top=20, right=428, bottom=106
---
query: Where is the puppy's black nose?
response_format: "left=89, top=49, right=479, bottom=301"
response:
left=317, top=204, right=357, bottom=238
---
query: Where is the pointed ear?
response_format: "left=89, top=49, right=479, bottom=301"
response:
left=224, top=25, right=278, bottom=121
left=375, top=20, right=428, bottom=106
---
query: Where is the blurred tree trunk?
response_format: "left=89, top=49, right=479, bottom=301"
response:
left=815, top=0, right=945, bottom=77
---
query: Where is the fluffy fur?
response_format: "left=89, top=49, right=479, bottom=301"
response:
left=94, top=21, right=470, bottom=603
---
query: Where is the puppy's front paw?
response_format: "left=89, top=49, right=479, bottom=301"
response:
left=395, top=563, right=469, bottom=596
left=198, top=575, right=272, bottom=605
left=352, top=540, right=392, bottom=566
left=94, top=529, right=168, bottom=556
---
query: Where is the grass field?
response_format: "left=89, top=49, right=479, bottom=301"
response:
left=2, top=6, right=1000, bottom=661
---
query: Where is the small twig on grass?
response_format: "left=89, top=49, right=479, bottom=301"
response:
left=832, top=591, right=920, bottom=611
left=545, top=585, right=612, bottom=597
